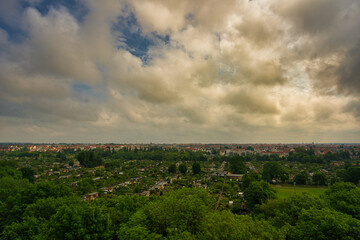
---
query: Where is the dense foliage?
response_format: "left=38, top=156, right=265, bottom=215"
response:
left=1, top=146, right=360, bottom=239
left=77, top=150, right=102, bottom=168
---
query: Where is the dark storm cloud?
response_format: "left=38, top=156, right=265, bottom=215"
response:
left=336, top=41, right=360, bottom=94
left=0, top=0, right=359, bottom=143
left=345, top=100, right=360, bottom=119
left=273, top=0, right=360, bottom=96
left=223, top=88, right=279, bottom=115
left=275, top=0, right=344, bottom=34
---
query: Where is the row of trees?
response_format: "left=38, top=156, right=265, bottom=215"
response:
left=222, top=147, right=354, bottom=163
left=98, top=148, right=208, bottom=162
left=77, top=147, right=356, bottom=167
left=168, top=162, right=201, bottom=174
left=287, top=148, right=351, bottom=163
left=3, top=146, right=356, bottom=163
left=260, top=161, right=360, bottom=186
left=336, top=166, right=360, bottom=184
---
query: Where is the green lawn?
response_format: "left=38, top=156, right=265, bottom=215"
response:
left=274, top=185, right=329, bottom=199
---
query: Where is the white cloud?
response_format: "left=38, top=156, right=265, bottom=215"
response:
left=0, top=0, right=359, bottom=143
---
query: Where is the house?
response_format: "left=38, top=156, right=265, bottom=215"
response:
left=100, top=187, right=113, bottom=194
left=141, top=190, right=151, bottom=197
left=82, top=192, right=99, bottom=201
left=194, top=182, right=208, bottom=189
left=121, top=181, right=131, bottom=186
left=59, top=175, right=72, bottom=179
left=150, top=180, right=167, bottom=190
left=213, top=171, right=227, bottom=177
left=227, top=174, right=243, bottom=181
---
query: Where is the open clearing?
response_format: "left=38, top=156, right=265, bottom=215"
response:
left=273, top=185, right=329, bottom=199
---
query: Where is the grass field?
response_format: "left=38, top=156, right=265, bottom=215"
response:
left=273, top=185, right=329, bottom=199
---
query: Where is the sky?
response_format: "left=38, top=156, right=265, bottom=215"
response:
left=0, top=0, right=360, bottom=143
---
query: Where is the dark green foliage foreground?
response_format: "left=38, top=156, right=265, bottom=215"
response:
left=1, top=179, right=360, bottom=239
left=1, top=152, right=360, bottom=240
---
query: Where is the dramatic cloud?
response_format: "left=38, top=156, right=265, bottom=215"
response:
left=0, top=0, right=359, bottom=143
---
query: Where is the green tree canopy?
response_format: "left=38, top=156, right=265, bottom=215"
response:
left=325, top=182, right=360, bottom=219
left=141, top=188, right=214, bottom=237
left=179, top=164, right=187, bottom=174
left=294, top=171, right=308, bottom=185
left=344, top=167, right=360, bottom=184
left=168, top=164, right=176, bottom=174
left=262, top=162, right=288, bottom=183
left=197, top=211, right=283, bottom=240
left=192, top=162, right=201, bottom=174
left=228, top=156, right=247, bottom=174
left=243, top=181, right=276, bottom=210
left=288, top=208, right=360, bottom=240
left=260, top=193, right=328, bottom=228
left=77, top=150, right=103, bottom=168
left=242, top=171, right=261, bottom=189
left=312, top=172, right=327, bottom=185
left=46, top=203, right=111, bottom=240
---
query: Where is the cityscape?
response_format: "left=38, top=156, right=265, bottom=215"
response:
left=2, top=142, right=360, bottom=158
left=1, top=0, right=360, bottom=239
left=1, top=141, right=360, bottom=239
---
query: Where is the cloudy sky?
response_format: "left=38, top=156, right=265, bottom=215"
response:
left=0, top=0, right=360, bottom=143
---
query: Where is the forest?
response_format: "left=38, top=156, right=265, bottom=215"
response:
left=1, top=146, right=360, bottom=239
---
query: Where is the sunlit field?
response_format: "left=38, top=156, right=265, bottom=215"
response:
left=274, top=185, right=329, bottom=199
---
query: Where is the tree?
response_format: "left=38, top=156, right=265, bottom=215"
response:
left=56, top=152, right=67, bottom=162
left=243, top=181, right=276, bottom=210
left=24, top=197, right=79, bottom=221
left=33, top=181, right=72, bottom=200
left=77, top=150, right=102, bottom=168
left=46, top=204, right=111, bottom=240
left=262, top=162, right=288, bottom=183
left=117, top=210, right=162, bottom=240
left=168, top=164, right=176, bottom=174
left=325, top=182, right=360, bottom=219
left=197, top=211, right=282, bottom=240
left=179, top=164, right=187, bottom=174
left=345, top=167, right=360, bottom=184
left=2, top=196, right=81, bottom=239
left=288, top=208, right=360, bottom=240
left=294, top=171, right=308, bottom=185
left=2, top=216, right=41, bottom=240
left=259, top=193, right=328, bottom=228
left=0, top=160, right=21, bottom=179
left=94, top=194, right=148, bottom=236
left=76, top=178, right=96, bottom=195
left=118, top=224, right=162, bottom=240
left=312, top=172, right=327, bottom=185
left=228, top=156, right=247, bottom=174
left=0, top=178, right=71, bottom=234
left=20, top=167, right=35, bottom=183
left=192, top=162, right=201, bottom=174
left=336, top=169, right=349, bottom=182
left=142, top=188, right=214, bottom=236
left=242, top=171, right=261, bottom=189
left=246, top=146, right=254, bottom=151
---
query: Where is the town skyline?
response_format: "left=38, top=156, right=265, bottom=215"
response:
left=1, top=141, right=360, bottom=145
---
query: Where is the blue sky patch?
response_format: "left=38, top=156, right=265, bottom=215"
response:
left=113, top=10, right=170, bottom=62
left=71, top=82, right=107, bottom=102
left=0, top=0, right=88, bottom=43
left=23, top=0, right=88, bottom=22
left=72, top=83, right=92, bottom=94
